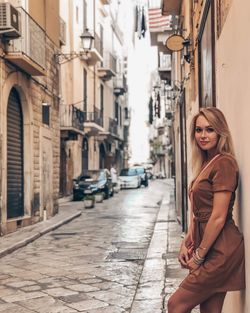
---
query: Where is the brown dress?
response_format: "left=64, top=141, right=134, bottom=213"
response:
left=180, top=154, right=245, bottom=292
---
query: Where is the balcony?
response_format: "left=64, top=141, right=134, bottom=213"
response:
left=158, top=52, right=171, bottom=80
left=59, top=17, right=66, bottom=45
left=113, top=74, right=127, bottom=96
left=88, top=32, right=103, bottom=65
left=4, top=7, right=46, bottom=76
left=97, top=116, right=120, bottom=142
left=109, top=117, right=118, bottom=136
left=97, top=52, right=117, bottom=81
left=61, top=105, right=85, bottom=140
left=84, top=107, right=104, bottom=135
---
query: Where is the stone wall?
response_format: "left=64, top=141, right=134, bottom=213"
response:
left=0, top=32, right=60, bottom=233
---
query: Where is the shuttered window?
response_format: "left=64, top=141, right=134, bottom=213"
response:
left=7, top=88, right=24, bottom=218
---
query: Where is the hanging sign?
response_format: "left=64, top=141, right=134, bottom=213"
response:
left=165, top=34, right=184, bottom=52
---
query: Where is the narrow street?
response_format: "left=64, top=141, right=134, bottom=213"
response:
left=0, top=180, right=173, bottom=313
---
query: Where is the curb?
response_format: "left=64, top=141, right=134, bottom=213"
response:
left=0, top=211, right=81, bottom=259
left=130, top=191, right=171, bottom=313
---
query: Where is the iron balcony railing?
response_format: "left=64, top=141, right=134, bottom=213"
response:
left=113, top=74, right=127, bottom=95
left=61, top=105, right=85, bottom=131
left=101, top=52, right=117, bottom=74
left=94, top=32, right=103, bottom=56
left=59, top=17, right=66, bottom=45
left=159, top=52, right=171, bottom=70
left=84, top=107, right=103, bottom=127
left=109, top=117, right=118, bottom=135
left=7, top=7, right=46, bottom=69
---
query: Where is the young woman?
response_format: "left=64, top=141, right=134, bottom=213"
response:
left=168, top=107, right=245, bottom=313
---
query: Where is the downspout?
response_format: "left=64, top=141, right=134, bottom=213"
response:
left=0, top=55, right=3, bottom=233
left=93, top=0, right=96, bottom=111
left=93, top=0, right=97, bottom=168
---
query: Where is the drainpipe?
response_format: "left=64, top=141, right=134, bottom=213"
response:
left=93, top=0, right=96, bottom=110
left=93, top=0, right=97, bottom=168
left=0, top=57, right=2, bottom=231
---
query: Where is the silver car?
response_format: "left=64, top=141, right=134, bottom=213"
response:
left=119, top=168, right=141, bottom=189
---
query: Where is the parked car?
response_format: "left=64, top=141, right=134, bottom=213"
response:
left=73, top=169, right=114, bottom=201
left=131, top=166, right=149, bottom=187
left=119, top=168, right=141, bottom=189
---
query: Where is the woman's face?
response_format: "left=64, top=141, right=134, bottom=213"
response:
left=195, top=115, right=219, bottom=153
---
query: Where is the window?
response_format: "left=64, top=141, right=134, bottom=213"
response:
left=83, top=69, right=87, bottom=112
left=115, top=101, right=119, bottom=123
left=100, top=84, right=104, bottom=117
left=124, top=107, right=129, bottom=119
left=42, top=105, right=50, bottom=126
left=198, top=0, right=216, bottom=107
left=100, top=24, right=104, bottom=57
left=83, top=0, right=87, bottom=31
left=76, top=6, right=79, bottom=24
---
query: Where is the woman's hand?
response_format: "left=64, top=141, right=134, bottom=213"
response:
left=178, top=241, right=193, bottom=269
left=187, top=257, right=200, bottom=272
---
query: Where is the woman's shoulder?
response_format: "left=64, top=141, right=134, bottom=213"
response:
left=213, top=154, right=238, bottom=172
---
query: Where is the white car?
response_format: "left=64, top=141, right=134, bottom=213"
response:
left=119, top=168, right=141, bottom=189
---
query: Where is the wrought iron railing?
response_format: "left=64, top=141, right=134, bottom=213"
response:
left=101, top=52, right=117, bottom=73
left=109, top=117, right=118, bottom=135
left=114, top=74, right=127, bottom=92
left=7, top=7, right=46, bottom=69
left=59, top=17, right=66, bottom=45
left=94, top=32, right=103, bottom=56
left=84, top=107, right=103, bottom=127
left=61, top=105, right=85, bottom=131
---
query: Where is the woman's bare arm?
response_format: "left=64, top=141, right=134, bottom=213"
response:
left=187, top=191, right=232, bottom=270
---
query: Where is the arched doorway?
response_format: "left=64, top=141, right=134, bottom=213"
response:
left=82, top=137, right=88, bottom=173
left=99, top=143, right=106, bottom=169
left=7, top=88, right=24, bottom=218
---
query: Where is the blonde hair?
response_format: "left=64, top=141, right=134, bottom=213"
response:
left=190, top=107, right=235, bottom=177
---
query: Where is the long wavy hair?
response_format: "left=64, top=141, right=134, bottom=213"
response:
left=190, top=107, right=235, bottom=177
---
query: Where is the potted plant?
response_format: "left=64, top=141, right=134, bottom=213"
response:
left=95, top=192, right=104, bottom=203
left=83, top=194, right=95, bottom=208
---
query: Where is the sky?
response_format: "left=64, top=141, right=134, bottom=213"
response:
left=127, top=16, right=157, bottom=165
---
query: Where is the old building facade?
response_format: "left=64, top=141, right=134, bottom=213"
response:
left=59, top=0, right=130, bottom=196
left=160, top=0, right=249, bottom=310
left=0, top=0, right=61, bottom=234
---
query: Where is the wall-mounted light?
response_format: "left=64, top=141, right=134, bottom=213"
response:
left=182, top=38, right=192, bottom=63
left=80, top=29, right=94, bottom=51
left=55, top=29, right=94, bottom=63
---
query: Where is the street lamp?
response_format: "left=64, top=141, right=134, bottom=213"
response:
left=55, top=29, right=94, bottom=63
left=80, top=28, right=94, bottom=51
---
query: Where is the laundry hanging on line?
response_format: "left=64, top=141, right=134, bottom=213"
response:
left=135, top=5, right=147, bottom=39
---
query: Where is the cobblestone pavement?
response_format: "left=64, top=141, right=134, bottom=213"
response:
left=0, top=179, right=200, bottom=313
left=0, top=180, right=166, bottom=313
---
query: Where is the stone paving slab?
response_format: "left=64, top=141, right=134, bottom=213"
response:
left=0, top=202, right=83, bottom=259
left=0, top=180, right=200, bottom=312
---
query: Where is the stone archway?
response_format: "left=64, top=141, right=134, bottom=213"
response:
left=1, top=72, right=33, bottom=233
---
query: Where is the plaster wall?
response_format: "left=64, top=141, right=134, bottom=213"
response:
left=216, top=0, right=250, bottom=311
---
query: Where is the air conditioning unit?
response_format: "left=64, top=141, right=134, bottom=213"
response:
left=0, top=2, right=21, bottom=38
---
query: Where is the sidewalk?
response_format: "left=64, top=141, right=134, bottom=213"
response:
left=130, top=179, right=199, bottom=313
left=0, top=199, right=83, bottom=259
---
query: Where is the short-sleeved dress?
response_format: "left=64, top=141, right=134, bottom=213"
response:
left=180, top=154, right=245, bottom=292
